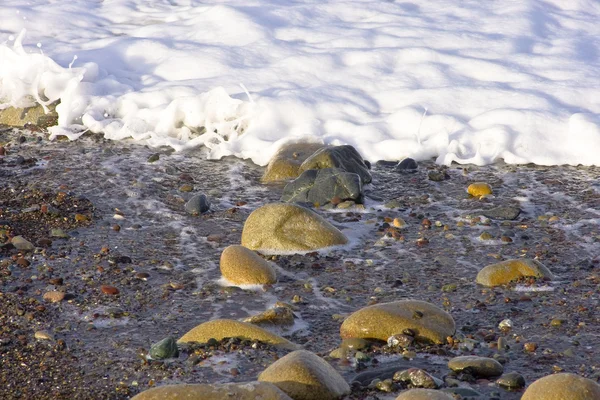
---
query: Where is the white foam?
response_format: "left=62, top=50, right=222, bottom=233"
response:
left=1, top=1, right=600, bottom=166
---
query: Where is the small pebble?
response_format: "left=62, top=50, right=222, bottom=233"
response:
left=43, top=291, right=65, bottom=303
left=101, top=285, right=120, bottom=295
left=34, top=330, right=53, bottom=341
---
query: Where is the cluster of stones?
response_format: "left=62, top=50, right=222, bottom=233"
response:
left=132, top=143, right=594, bottom=400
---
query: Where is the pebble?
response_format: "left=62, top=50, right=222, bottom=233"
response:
left=34, top=330, right=53, bottom=341
left=448, top=355, right=504, bottom=377
left=43, top=291, right=65, bottom=303
left=467, top=182, right=493, bottom=197
left=100, top=285, right=120, bottom=295
left=184, top=193, right=211, bottom=215
left=149, top=336, right=179, bottom=360
left=11, top=236, right=35, bottom=251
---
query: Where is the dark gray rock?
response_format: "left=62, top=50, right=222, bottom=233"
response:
left=185, top=194, right=210, bottom=215
left=395, top=158, right=418, bottom=172
left=299, top=145, right=372, bottom=184
left=441, top=387, right=484, bottom=398
left=496, top=372, right=526, bottom=389
left=428, top=171, right=449, bottom=181
left=149, top=336, right=179, bottom=360
left=482, top=206, right=521, bottom=220
left=282, top=168, right=362, bottom=206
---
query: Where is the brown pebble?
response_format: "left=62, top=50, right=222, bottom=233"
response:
left=0, top=146, right=5, bottom=156
left=16, top=258, right=30, bottom=267
left=135, top=272, right=150, bottom=281
left=49, top=278, right=63, bottom=286
left=101, top=285, right=119, bottom=295
left=230, top=368, right=240, bottom=376
left=524, top=342, right=537, bottom=352
left=235, top=201, right=247, bottom=207
left=416, top=237, right=429, bottom=246
left=112, top=224, right=121, bottom=232
left=40, top=204, right=48, bottom=213
left=74, top=214, right=89, bottom=222
left=43, top=291, right=65, bottom=303
left=207, top=234, right=223, bottom=242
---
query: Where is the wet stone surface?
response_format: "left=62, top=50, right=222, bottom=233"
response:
left=0, top=126, right=599, bottom=399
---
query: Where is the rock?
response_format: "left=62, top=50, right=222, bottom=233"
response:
left=101, top=285, right=120, bottom=295
left=496, top=371, right=526, bottom=389
left=49, top=228, right=69, bottom=238
left=467, top=182, right=492, bottom=197
left=220, top=245, right=277, bottom=285
left=440, top=387, right=483, bottom=398
left=177, top=319, right=300, bottom=350
left=11, top=236, right=35, bottom=251
left=427, top=171, right=448, bottom=182
left=243, top=305, right=295, bottom=326
left=185, top=194, right=210, bottom=215
left=262, top=143, right=325, bottom=183
left=281, top=168, right=362, bottom=206
left=43, top=291, right=65, bottom=303
left=393, top=368, right=441, bottom=388
left=395, top=158, right=418, bottom=172
left=258, top=350, right=350, bottom=400
left=481, top=206, right=521, bottom=220
left=34, top=330, right=53, bottom=341
left=395, top=389, right=454, bottom=400
left=0, top=103, right=58, bottom=128
left=476, top=259, right=554, bottom=287
left=130, top=382, right=293, bottom=400
left=448, top=356, right=503, bottom=377
left=298, top=145, right=372, bottom=184
left=147, top=153, right=160, bottom=163
left=521, top=373, right=600, bottom=400
left=340, top=300, right=455, bottom=344
left=241, top=203, right=347, bottom=254
left=149, top=336, right=179, bottom=360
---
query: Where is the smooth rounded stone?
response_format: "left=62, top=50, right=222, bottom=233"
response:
left=131, top=381, right=293, bottom=400
left=34, top=330, right=53, bottom=341
left=11, top=236, right=35, bottom=251
left=481, top=206, right=521, bottom=220
left=521, top=373, right=600, bottom=400
left=476, top=259, right=554, bottom=287
left=262, top=142, right=325, bottom=183
left=340, top=300, right=455, bottom=344
left=43, top=291, right=65, bottom=303
left=220, top=245, right=277, bottom=285
left=427, top=171, right=448, bottom=182
left=447, top=356, right=503, bottom=378
left=243, top=306, right=295, bottom=326
left=467, top=182, right=493, bottom=197
left=298, top=145, right=372, bottom=184
left=441, top=387, right=483, bottom=398
left=496, top=371, right=525, bottom=389
left=395, top=158, right=418, bottom=172
left=177, top=319, right=300, bottom=350
left=258, top=350, right=350, bottom=400
left=395, top=389, right=454, bottom=400
left=241, top=203, right=347, bottom=254
left=0, top=103, right=58, bottom=128
left=281, top=168, right=362, bottom=206
left=340, top=338, right=369, bottom=351
left=149, top=336, right=179, bottom=360
left=184, top=193, right=210, bottom=215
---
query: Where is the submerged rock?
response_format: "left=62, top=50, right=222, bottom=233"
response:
left=395, top=158, right=418, bottom=172
left=476, top=258, right=554, bottom=287
left=244, top=305, right=295, bottom=326
left=393, top=368, right=441, bottom=389
left=298, top=145, right=372, bottom=184
left=131, top=382, right=293, bottom=400
left=11, top=235, right=35, bottom=251
left=447, top=356, right=504, bottom=377
left=184, top=193, right=210, bottom=215
left=149, top=336, right=179, bottom=360
left=340, top=300, right=455, bottom=344
left=241, top=203, right=347, bottom=253
left=262, top=142, right=325, bottom=183
left=481, top=206, right=521, bottom=220
left=220, top=245, right=277, bottom=285
left=496, top=371, right=526, bottom=389
left=258, top=350, right=350, bottom=400
left=177, top=319, right=300, bottom=350
left=395, top=389, right=454, bottom=400
left=521, top=373, right=600, bottom=400
left=281, top=168, right=362, bottom=205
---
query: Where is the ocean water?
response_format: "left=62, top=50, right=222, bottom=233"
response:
left=1, top=0, right=599, bottom=166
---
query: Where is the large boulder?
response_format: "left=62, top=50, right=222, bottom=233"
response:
left=131, top=382, right=293, bottom=400
left=395, top=389, right=454, bottom=400
left=299, top=145, right=372, bottom=184
left=241, top=203, right=347, bottom=254
left=262, top=143, right=325, bottom=183
left=476, top=259, right=554, bottom=287
left=521, top=373, right=600, bottom=400
left=220, top=245, right=277, bottom=285
left=177, top=319, right=300, bottom=350
left=340, top=300, right=455, bottom=344
left=0, top=102, right=58, bottom=128
left=281, top=168, right=362, bottom=205
left=258, top=350, right=350, bottom=400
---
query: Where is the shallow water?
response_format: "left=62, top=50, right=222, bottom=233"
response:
left=1, top=128, right=599, bottom=399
